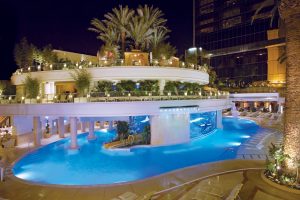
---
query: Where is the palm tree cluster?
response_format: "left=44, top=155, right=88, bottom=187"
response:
left=89, top=5, right=176, bottom=60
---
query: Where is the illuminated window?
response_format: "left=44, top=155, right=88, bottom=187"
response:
left=222, top=16, right=241, bottom=29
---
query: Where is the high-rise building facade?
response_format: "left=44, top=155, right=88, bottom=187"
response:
left=195, top=0, right=284, bottom=87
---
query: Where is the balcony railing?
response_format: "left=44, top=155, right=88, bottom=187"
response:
left=12, top=60, right=209, bottom=75
left=0, top=91, right=229, bottom=104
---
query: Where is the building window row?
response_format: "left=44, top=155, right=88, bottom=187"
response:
left=199, top=18, right=214, bottom=26
left=222, top=16, right=241, bottom=29
left=200, top=0, right=214, bottom=6
left=199, top=4, right=214, bottom=15
left=222, top=8, right=240, bottom=19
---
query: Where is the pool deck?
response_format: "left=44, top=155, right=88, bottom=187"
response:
left=1, top=158, right=299, bottom=200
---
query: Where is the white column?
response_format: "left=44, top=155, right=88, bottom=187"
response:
left=88, top=121, right=96, bottom=140
left=69, top=117, right=78, bottom=149
left=100, top=121, right=105, bottom=129
left=58, top=117, right=65, bottom=138
left=33, top=116, right=42, bottom=146
left=108, top=121, right=114, bottom=131
left=150, top=113, right=190, bottom=145
left=51, top=119, right=56, bottom=135
left=81, top=121, right=86, bottom=132
left=217, top=110, right=223, bottom=129
left=159, top=80, right=166, bottom=95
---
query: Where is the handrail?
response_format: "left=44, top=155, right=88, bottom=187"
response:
left=12, top=63, right=209, bottom=75
left=149, top=167, right=263, bottom=199
left=0, top=91, right=230, bottom=105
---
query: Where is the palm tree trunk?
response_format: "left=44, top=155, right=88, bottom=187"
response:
left=121, top=32, right=126, bottom=55
left=279, top=0, right=300, bottom=173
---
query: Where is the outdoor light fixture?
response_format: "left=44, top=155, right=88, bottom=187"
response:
left=50, top=64, right=53, bottom=69
left=54, top=95, right=57, bottom=99
left=89, top=61, right=92, bottom=66
left=64, top=63, right=67, bottom=67
left=76, top=63, right=79, bottom=67
left=107, top=93, right=110, bottom=97
left=69, top=94, right=73, bottom=98
left=149, top=92, right=152, bottom=96
left=36, top=96, right=40, bottom=100
left=21, top=96, right=25, bottom=100
left=128, top=93, right=131, bottom=97
left=8, top=96, right=11, bottom=101
left=79, top=65, right=82, bottom=69
left=38, top=65, right=41, bottom=70
left=87, top=94, right=90, bottom=98
left=28, top=67, right=31, bottom=71
left=168, top=92, right=171, bottom=96
left=184, top=92, right=187, bottom=96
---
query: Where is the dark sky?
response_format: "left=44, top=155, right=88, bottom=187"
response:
left=0, top=0, right=193, bottom=80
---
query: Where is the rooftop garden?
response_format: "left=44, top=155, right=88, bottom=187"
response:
left=12, top=5, right=213, bottom=75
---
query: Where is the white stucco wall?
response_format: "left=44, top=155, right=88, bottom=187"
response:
left=12, top=116, right=33, bottom=135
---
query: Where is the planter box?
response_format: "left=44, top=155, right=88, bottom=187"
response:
left=74, top=97, right=88, bottom=103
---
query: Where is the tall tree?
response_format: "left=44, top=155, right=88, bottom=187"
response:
left=127, top=16, right=153, bottom=50
left=278, top=0, right=300, bottom=173
left=89, top=18, right=120, bottom=46
left=14, top=38, right=34, bottom=68
left=149, top=28, right=169, bottom=50
left=103, top=5, right=134, bottom=54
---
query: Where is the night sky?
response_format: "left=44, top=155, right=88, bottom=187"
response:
left=0, top=0, right=193, bottom=80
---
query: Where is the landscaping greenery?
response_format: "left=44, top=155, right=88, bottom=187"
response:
left=14, top=38, right=58, bottom=69
left=23, top=75, right=40, bottom=99
left=141, top=124, right=151, bottom=144
left=265, top=143, right=299, bottom=188
left=116, top=121, right=129, bottom=140
left=70, top=69, right=92, bottom=97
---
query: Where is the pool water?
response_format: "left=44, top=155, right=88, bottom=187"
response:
left=13, top=117, right=260, bottom=185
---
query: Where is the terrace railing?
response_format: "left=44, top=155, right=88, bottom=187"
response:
left=12, top=60, right=208, bottom=75
left=0, top=91, right=229, bottom=104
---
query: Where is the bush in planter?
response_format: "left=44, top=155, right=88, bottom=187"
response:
left=265, top=143, right=299, bottom=187
left=70, top=69, right=92, bottom=97
left=23, top=75, right=39, bottom=99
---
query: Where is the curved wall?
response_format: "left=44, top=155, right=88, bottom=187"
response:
left=0, top=99, right=231, bottom=117
left=11, top=66, right=209, bottom=85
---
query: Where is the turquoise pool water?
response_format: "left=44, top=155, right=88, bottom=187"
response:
left=13, top=117, right=260, bottom=185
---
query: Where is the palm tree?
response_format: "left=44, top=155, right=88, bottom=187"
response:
left=104, top=5, right=135, bottom=54
left=127, top=5, right=168, bottom=50
left=137, top=5, right=167, bottom=30
left=278, top=1, right=300, bottom=173
left=127, top=16, right=153, bottom=50
left=89, top=18, right=120, bottom=46
left=149, top=28, right=169, bottom=50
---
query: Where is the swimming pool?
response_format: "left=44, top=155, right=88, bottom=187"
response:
left=13, top=117, right=260, bottom=185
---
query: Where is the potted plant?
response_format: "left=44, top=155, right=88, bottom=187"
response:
left=23, top=75, right=39, bottom=104
left=44, top=120, right=51, bottom=138
left=70, top=69, right=92, bottom=103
